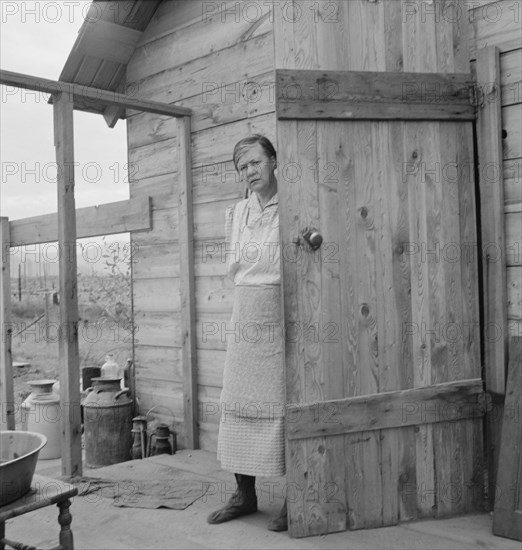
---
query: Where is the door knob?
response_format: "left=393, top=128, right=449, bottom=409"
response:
left=302, top=228, right=323, bottom=251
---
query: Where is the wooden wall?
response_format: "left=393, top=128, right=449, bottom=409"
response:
left=471, top=0, right=522, bottom=358
left=125, top=0, right=275, bottom=448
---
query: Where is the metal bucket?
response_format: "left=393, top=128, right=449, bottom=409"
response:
left=21, top=380, right=61, bottom=459
left=83, top=377, right=133, bottom=468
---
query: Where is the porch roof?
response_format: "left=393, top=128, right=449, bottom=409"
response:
left=59, top=0, right=161, bottom=123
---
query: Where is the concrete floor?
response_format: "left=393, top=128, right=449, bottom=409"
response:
left=2, top=450, right=519, bottom=550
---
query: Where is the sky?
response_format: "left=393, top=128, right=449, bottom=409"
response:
left=0, top=0, right=128, bottom=221
left=0, top=0, right=130, bottom=275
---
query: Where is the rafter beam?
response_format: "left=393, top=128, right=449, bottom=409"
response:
left=0, top=70, right=192, bottom=117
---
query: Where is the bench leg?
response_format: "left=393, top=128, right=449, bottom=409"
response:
left=57, top=499, right=74, bottom=550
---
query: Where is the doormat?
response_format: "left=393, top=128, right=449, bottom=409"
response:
left=71, top=473, right=211, bottom=510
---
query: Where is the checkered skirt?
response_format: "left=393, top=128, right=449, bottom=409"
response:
left=217, top=285, right=286, bottom=477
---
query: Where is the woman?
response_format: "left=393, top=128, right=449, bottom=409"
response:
left=207, top=135, right=287, bottom=532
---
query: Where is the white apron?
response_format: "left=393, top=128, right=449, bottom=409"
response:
left=216, top=194, right=286, bottom=476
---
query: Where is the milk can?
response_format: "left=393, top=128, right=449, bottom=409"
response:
left=83, top=377, right=133, bottom=468
left=21, top=380, right=62, bottom=459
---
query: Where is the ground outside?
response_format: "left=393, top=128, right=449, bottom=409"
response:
left=3, top=450, right=519, bottom=550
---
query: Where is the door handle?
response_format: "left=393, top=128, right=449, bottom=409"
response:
left=302, top=227, right=323, bottom=251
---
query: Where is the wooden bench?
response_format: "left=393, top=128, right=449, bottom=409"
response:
left=0, top=475, right=78, bottom=550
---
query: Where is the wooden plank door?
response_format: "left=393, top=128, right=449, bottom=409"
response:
left=273, top=1, right=485, bottom=538
left=278, top=115, right=485, bottom=538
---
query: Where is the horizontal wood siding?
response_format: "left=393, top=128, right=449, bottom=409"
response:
left=126, top=0, right=275, bottom=448
left=472, top=0, right=522, bottom=362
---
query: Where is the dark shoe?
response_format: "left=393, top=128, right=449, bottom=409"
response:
left=267, top=499, right=288, bottom=532
left=207, top=474, right=257, bottom=524
left=207, top=492, right=258, bottom=524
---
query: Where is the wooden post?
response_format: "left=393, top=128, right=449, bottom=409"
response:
left=0, top=218, right=15, bottom=430
left=44, top=292, right=50, bottom=346
left=493, top=336, right=522, bottom=541
left=476, top=45, right=507, bottom=506
left=178, top=116, right=198, bottom=449
left=53, top=92, right=82, bottom=477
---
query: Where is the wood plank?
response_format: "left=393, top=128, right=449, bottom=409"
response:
left=500, top=49, right=522, bottom=106
left=375, top=120, right=413, bottom=526
left=138, top=0, right=234, bottom=46
left=53, top=92, right=82, bottom=478
left=335, top=118, right=367, bottom=531
left=452, top=121, right=484, bottom=518
left=131, top=209, right=178, bottom=247
left=192, top=161, right=244, bottom=205
left=178, top=117, right=198, bottom=450
left=457, top=122, right=481, bottom=379
left=477, top=47, right=509, bottom=492
left=198, top=421, right=219, bottom=452
left=505, top=214, right=522, bottom=267
left=134, top=345, right=182, bottom=381
left=193, top=200, right=235, bottom=240
left=194, top=240, right=229, bottom=278
left=130, top=172, right=179, bottom=199
left=0, top=70, right=192, bottom=117
left=127, top=71, right=276, bottom=141
left=132, top=243, right=180, bottom=279
left=133, top=311, right=181, bottom=348
left=295, top=115, right=348, bottom=535
left=197, top=384, right=222, bottom=426
left=194, top=276, right=235, bottom=313
left=351, top=120, right=382, bottom=529
left=127, top=32, right=274, bottom=104
left=286, top=379, right=485, bottom=440
left=133, top=388, right=184, bottom=430
left=471, top=0, right=522, bottom=57
left=197, top=349, right=226, bottom=388
left=500, top=49, right=522, bottom=85
left=0, top=218, right=15, bottom=430
left=195, top=312, right=231, bottom=351
left=408, top=121, right=438, bottom=519
left=317, top=123, right=344, bottom=401
left=191, top=113, right=275, bottom=168
left=128, top=137, right=179, bottom=182
left=77, top=20, right=143, bottom=64
left=507, top=266, right=522, bottom=319
left=504, top=158, right=522, bottom=207
left=276, top=70, right=476, bottom=121
left=133, top=278, right=180, bottom=312
left=493, top=336, right=522, bottom=541
left=476, top=46, right=508, bottom=396
left=502, top=104, right=522, bottom=160
left=277, top=116, right=311, bottom=538
left=130, top=1, right=272, bottom=82
left=9, top=197, right=152, bottom=246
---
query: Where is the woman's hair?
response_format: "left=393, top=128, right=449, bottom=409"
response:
left=232, top=134, right=277, bottom=171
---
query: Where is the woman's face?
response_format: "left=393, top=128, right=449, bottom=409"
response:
left=236, top=143, right=277, bottom=198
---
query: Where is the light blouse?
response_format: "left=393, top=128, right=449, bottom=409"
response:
left=224, top=192, right=280, bottom=286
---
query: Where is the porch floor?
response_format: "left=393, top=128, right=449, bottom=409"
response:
left=4, top=449, right=518, bottom=550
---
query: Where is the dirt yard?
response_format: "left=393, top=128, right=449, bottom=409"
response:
left=10, top=274, right=132, bottom=427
